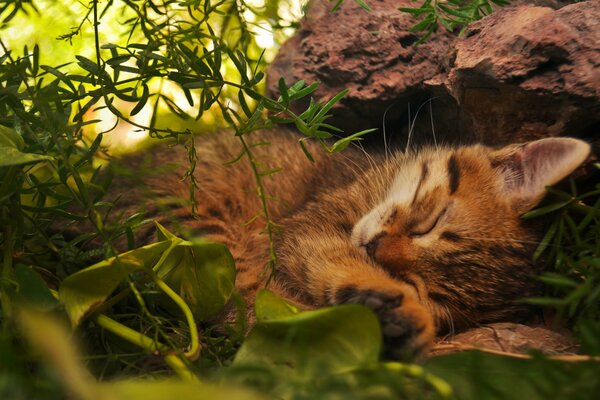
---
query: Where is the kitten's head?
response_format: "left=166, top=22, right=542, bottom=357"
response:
left=351, top=137, right=590, bottom=328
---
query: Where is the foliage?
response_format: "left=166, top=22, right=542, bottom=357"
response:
left=0, top=0, right=599, bottom=399
left=522, top=171, right=600, bottom=355
left=399, top=0, right=510, bottom=43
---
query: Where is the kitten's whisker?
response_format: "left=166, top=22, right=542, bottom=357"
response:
left=406, top=98, right=441, bottom=153
left=349, top=142, right=388, bottom=205
left=428, top=98, right=437, bottom=148
left=406, top=102, right=412, bottom=154
left=382, top=100, right=399, bottom=162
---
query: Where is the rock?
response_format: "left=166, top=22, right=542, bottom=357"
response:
left=266, top=0, right=458, bottom=143
left=445, top=1, right=600, bottom=144
left=267, top=0, right=599, bottom=146
left=430, top=322, right=580, bottom=356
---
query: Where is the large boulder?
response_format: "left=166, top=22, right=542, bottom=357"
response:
left=445, top=1, right=600, bottom=144
left=267, top=0, right=599, bottom=146
left=267, top=0, right=458, bottom=143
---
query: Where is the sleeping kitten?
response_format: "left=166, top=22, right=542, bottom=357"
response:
left=105, top=128, right=590, bottom=357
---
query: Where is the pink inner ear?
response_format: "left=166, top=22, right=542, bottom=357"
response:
left=493, top=138, right=590, bottom=210
left=523, top=140, right=574, bottom=176
left=522, top=138, right=590, bottom=188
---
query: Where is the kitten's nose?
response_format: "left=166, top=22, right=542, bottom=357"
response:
left=364, top=235, right=381, bottom=259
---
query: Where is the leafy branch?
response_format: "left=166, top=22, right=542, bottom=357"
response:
left=399, top=0, right=510, bottom=43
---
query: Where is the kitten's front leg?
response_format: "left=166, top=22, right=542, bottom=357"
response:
left=278, top=235, right=435, bottom=358
left=333, top=282, right=434, bottom=359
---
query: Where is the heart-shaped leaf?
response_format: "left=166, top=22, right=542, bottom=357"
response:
left=59, top=240, right=172, bottom=326
left=234, top=289, right=381, bottom=378
left=155, top=239, right=236, bottom=321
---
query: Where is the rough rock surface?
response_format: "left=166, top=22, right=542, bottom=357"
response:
left=267, top=0, right=599, bottom=146
left=431, top=322, right=579, bottom=356
left=446, top=1, right=600, bottom=144
left=267, top=0, right=458, bottom=142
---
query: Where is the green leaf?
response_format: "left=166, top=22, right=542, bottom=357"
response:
left=250, top=71, right=265, bottom=85
left=398, top=7, right=434, bottom=15
left=234, top=289, right=381, bottom=378
left=100, top=380, right=264, bottom=400
left=0, top=147, right=53, bottom=167
left=353, top=0, right=371, bottom=11
left=238, top=90, right=252, bottom=118
left=278, top=77, right=289, bottom=106
left=537, top=273, right=578, bottom=289
left=438, top=3, right=469, bottom=19
left=311, top=88, right=349, bottom=124
left=130, top=83, right=149, bottom=116
left=17, top=308, right=96, bottom=400
left=412, top=14, right=435, bottom=31
left=155, top=238, right=236, bottom=321
left=425, top=351, right=600, bottom=400
left=521, top=199, right=572, bottom=219
left=15, top=265, right=59, bottom=311
left=330, top=0, right=344, bottom=12
left=327, top=128, right=377, bottom=153
left=75, top=55, right=101, bottom=75
left=0, top=125, right=25, bottom=150
left=59, top=241, right=172, bottom=326
left=182, top=81, right=206, bottom=89
left=40, top=65, right=77, bottom=93
left=298, top=138, right=315, bottom=162
left=288, top=82, right=319, bottom=101
left=533, top=219, right=559, bottom=261
left=254, top=289, right=301, bottom=321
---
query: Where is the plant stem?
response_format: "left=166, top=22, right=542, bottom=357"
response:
left=94, top=313, right=198, bottom=381
left=237, top=133, right=278, bottom=285
left=384, top=362, right=453, bottom=399
left=150, top=272, right=200, bottom=360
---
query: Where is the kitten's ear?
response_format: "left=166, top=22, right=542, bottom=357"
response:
left=490, top=137, right=590, bottom=213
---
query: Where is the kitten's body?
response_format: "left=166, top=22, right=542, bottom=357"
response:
left=106, top=128, right=590, bottom=357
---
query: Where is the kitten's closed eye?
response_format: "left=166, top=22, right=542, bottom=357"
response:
left=408, top=205, right=449, bottom=238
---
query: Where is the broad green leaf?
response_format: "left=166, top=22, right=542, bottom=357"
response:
left=156, top=221, right=177, bottom=241
left=234, top=289, right=381, bottom=378
left=17, top=307, right=96, bottom=400
left=59, top=240, right=172, bottom=326
left=0, top=125, right=25, bottom=150
left=425, top=351, right=600, bottom=400
left=18, top=308, right=263, bottom=400
left=99, top=379, right=264, bottom=400
left=15, top=265, right=59, bottom=312
left=0, top=147, right=54, bottom=167
left=155, top=239, right=236, bottom=320
left=255, top=289, right=301, bottom=321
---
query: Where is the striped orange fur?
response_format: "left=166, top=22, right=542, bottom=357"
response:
left=105, top=129, right=590, bottom=358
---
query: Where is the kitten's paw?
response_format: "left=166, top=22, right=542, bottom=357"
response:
left=334, top=286, right=434, bottom=359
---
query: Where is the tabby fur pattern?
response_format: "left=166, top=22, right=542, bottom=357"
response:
left=105, top=129, right=590, bottom=357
